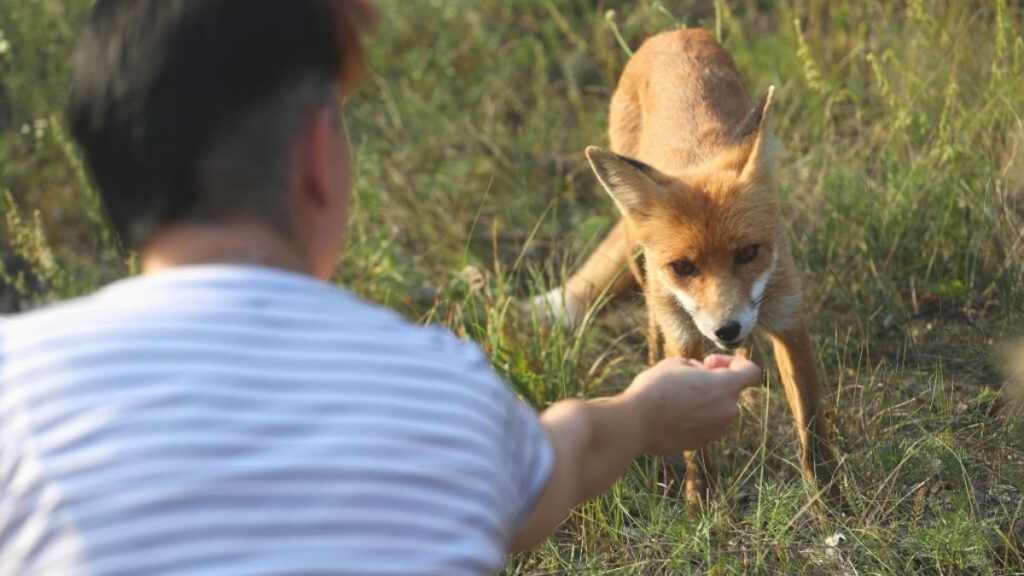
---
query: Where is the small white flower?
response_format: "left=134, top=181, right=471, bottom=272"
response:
left=824, top=532, right=846, bottom=547
left=823, top=532, right=846, bottom=560
left=34, top=118, right=48, bottom=139
left=20, top=123, right=30, bottom=135
left=0, top=30, right=8, bottom=56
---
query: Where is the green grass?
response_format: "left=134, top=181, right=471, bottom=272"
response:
left=3, top=0, right=1024, bottom=573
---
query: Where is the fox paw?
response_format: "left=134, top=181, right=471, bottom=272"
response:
left=524, top=289, right=584, bottom=328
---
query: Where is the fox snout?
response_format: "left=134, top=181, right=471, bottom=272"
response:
left=695, top=305, right=758, bottom=350
left=667, top=280, right=760, bottom=350
left=714, top=320, right=742, bottom=344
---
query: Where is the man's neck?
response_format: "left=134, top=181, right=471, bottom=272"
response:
left=141, top=220, right=311, bottom=276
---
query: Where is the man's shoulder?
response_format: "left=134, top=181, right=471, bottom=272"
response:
left=1, top=291, right=107, bottom=337
left=1, top=265, right=387, bottom=332
left=0, top=267, right=494, bottom=377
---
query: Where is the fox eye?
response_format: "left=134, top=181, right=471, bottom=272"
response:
left=670, top=260, right=698, bottom=278
left=735, top=244, right=760, bottom=265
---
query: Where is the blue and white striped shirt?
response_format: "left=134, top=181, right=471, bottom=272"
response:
left=0, top=265, right=552, bottom=575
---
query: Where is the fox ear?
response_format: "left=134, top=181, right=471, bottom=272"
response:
left=585, top=146, right=663, bottom=218
left=736, top=86, right=780, bottom=183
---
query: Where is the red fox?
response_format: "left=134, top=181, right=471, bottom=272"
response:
left=537, top=29, right=838, bottom=505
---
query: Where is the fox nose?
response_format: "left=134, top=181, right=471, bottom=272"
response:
left=714, top=321, right=742, bottom=343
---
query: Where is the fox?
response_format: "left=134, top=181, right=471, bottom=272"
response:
left=536, top=29, right=839, bottom=506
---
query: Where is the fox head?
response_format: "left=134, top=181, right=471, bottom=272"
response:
left=586, top=88, right=783, bottom=350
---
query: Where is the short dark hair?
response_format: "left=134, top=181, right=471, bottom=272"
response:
left=68, top=0, right=374, bottom=250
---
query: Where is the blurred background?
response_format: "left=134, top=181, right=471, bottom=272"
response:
left=1, top=1, right=1022, bottom=573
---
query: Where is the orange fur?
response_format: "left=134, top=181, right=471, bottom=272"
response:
left=545, top=29, right=839, bottom=506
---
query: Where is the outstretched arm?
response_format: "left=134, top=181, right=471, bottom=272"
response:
left=512, top=355, right=761, bottom=551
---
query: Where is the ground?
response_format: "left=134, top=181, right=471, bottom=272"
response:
left=1, top=1, right=1022, bottom=573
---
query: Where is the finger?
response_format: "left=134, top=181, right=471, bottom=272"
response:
left=703, top=354, right=734, bottom=370
left=726, top=361, right=762, bottom=391
left=705, top=354, right=760, bottom=373
left=707, top=354, right=761, bottom=377
left=704, top=364, right=761, bottom=393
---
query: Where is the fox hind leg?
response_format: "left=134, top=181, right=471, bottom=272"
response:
left=535, top=52, right=643, bottom=327
left=535, top=219, right=637, bottom=326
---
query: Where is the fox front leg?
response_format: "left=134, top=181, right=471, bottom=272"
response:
left=647, top=310, right=662, bottom=366
left=769, top=319, right=841, bottom=505
left=734, top=344, right=764, bottom=413
left=663, top=338, right=714, bottom=510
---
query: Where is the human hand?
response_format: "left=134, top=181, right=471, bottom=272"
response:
left=622, top=354, right=762, bottom=454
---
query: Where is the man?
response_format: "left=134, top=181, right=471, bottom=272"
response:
left=0, top=1, right=761, bottom=574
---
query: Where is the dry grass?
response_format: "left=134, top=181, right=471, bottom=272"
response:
left=2, top=1, right=1023, bottom=573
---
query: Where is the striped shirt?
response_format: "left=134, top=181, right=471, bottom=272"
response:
left=0, top=265, right=552, bottom=576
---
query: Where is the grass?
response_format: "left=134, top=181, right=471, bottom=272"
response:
left=2, top=0, right=1024, bottom=573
